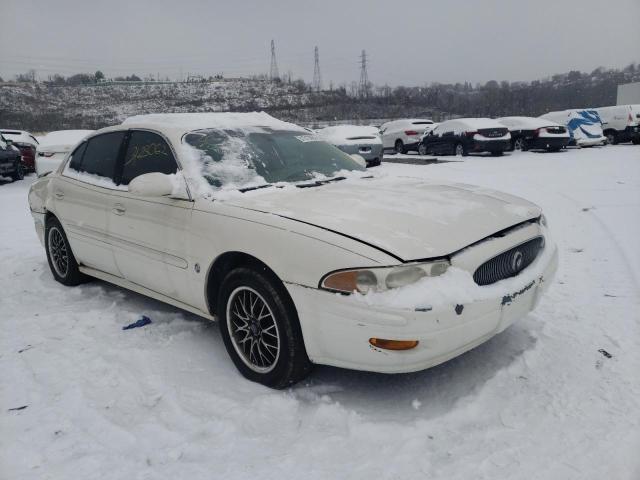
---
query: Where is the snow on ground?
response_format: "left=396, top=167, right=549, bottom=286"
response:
left=1, top=146, right=639, bottom=480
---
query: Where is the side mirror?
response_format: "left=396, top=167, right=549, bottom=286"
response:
left=128, top=172, right=175, bottom=197
left=350, top=154, right=367, bottom=168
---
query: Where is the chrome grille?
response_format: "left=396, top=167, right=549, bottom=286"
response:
left=473, top=237, right=544, bottom=286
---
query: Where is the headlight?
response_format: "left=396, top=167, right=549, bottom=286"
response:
left=320, top=260, right=449, bottom=294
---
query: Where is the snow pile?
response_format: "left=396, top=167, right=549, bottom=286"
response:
left=315, top=125, right=381, bottom=145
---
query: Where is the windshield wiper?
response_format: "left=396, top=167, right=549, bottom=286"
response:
left=296, top=176, right=347, bottom=188
left=239, top=183, right=273, bottom=193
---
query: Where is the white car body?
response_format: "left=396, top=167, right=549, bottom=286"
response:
left=35, top=130, right=94, bottom=176
left=380, top=118, right=435, bottom=153
left=591, top=104, right=640, bottom=144
left=539, top=110, right=606, bottom=147
left=315, top=125, right=383, bottom=166
left=28, top=112, right=557, bottom=385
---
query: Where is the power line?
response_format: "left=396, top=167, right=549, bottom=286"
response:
left=269, top=39, right=280, bottom=81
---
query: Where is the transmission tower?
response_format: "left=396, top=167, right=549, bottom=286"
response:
left=313, top=46, right=322, bottom=92
left=270, top=39, right=280, bottom=81
left=358, top=49, right=369, bottom=98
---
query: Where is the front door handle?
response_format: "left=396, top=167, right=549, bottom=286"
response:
left=54, top=190, right=64, bottom=199
left=112, top=203, right=126, bottom=215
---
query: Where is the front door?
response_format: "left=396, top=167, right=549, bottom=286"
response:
left=108, top=130, right=194, bottom=303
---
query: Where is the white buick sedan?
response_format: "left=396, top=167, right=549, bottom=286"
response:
left=28, top=112, right=558, bottom=388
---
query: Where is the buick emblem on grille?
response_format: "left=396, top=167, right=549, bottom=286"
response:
left=510, top=250, right=524, bottom=272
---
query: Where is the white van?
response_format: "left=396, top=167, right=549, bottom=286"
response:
left=592, top=105, right=640, bottom=144
left=539, top=110, right=606, bottom=147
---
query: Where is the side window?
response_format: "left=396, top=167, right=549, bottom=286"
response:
left=80, top=132, right=125, bottom=179
left=121, top=131, right=177, bottom=185
left=68, top=142, right=87, bottom=171
left=0, top=136, right=6, bottom=149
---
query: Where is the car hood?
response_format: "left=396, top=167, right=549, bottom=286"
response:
left=222, top=176, right=541, bottom=261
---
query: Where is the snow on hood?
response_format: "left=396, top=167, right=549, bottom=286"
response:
left=123, top=111, right=305, bottom=132
left=315, top=125, right=381, bottom=145
left=222, top=175, right=542, bottom=260
left=38, top=130, right=94, bottom=152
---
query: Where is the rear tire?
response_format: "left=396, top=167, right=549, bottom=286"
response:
left=418, top=143, right=427, bottom=155
left=394, top=140, right=406, bottom=154
left=45, top=216, right=86, bottom=286
left=633, top=139, right=640, bottom=145
left=217, top=267, right=312, bottom=388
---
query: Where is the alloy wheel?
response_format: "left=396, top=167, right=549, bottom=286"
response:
left=48, top=227, right=69, bottom=277
left=226, top=286, right=280, bottom=373
left=455, top=144, right=464, bottom=156
left=514, top=138, right=524, bottom=151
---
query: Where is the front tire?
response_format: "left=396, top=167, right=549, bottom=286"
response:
left=45, top=216, right=86, bottom=286
left=605, top=132, right=617, bottom=145
left=418, top=143, right=428, bottom=155
left=218, top=267, right=312, bottom=388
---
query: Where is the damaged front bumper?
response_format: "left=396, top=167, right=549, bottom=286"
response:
left=287, top=234, right=558, bottom=374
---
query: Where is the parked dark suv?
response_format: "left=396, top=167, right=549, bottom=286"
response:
left=0, top=135, right=24, bottom=182
left=419, top=118, right=511, bottom=156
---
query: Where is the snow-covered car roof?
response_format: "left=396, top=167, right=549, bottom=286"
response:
left=442, top=118, right=507, bottom=130
left=0, top=129, right=38, bottom=146
left=315, top=125, right=381, bottom=145
left=381, top=118, right=434, bottom=127
left=497, top=116, right=562, bottom=130
left=38, top=130, right=94, bottom=151
left=122, top=112, right=305, bottom=137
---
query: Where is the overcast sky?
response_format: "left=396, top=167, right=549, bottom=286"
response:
left=1, top=0, right=638, bottom=86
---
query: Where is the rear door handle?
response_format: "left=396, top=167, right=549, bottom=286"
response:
left=54, top=190, right=64, bottom=199
left=112, top=203, right=126, bottom=215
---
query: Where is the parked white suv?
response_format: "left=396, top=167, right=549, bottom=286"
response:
left=380, top=118, right=435, bottom=154
left=592, top=105, right=640, bottom=144
left=28, top=112, right=557, bottom=388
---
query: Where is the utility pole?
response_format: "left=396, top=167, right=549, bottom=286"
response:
left=358, top=49, right=369, bottom=98
left=270, top=39, right=280, bottom=81
left=313, top=46, right=322, bottom=92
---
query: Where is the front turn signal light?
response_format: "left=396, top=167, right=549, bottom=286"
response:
left=369, top=338, right=419, bottom=351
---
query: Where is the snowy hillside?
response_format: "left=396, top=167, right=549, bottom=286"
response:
left=1, top=146, right=639, bottom=479
left=0, top=80, right=346, bottom=131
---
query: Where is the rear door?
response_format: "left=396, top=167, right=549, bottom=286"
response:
left=108, top=130, right=195, bottom=303
left=52, top=132, right=125, bottom=276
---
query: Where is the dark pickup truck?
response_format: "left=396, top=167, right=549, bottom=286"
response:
left=0, top=135, right=24, bottom=182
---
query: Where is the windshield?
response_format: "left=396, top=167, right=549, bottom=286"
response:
left=183, top=128, right=366, bottom=189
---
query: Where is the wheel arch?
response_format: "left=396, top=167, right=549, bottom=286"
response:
left=205, top=251, right=292, bottom=316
